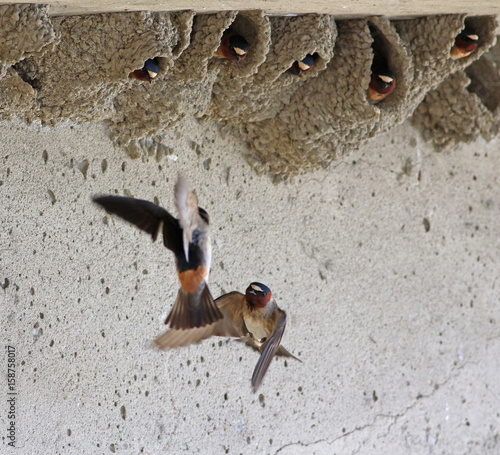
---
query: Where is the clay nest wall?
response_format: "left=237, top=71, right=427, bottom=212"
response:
left=412, top=39, right=500, bottom=149
left=244, top=14, right=498, bottom=176
left=209, top=14, right=336, bottom=123
left=13, top=10, right=193, bottom=125
left=0, top=4, right=58, bottom=120
left=108, top=11, right=242, bottom=157
left=0, top=6, right=498, bottom=176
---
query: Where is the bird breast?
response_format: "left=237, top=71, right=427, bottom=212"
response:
left=243, top=311, right=272, bottom=343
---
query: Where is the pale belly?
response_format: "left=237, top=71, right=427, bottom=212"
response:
left=243, top=313, right=269, bottom=343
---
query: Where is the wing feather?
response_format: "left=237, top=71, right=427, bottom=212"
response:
left=93, top=195, right=182, bottom=254
left=251, top=310, right=287, bottom=393
left=153, top=291, right=246, bottom=349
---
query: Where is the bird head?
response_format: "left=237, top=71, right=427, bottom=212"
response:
left=229, top=35, right=249, bottom=61
left=143, top=58, right=160, bottom=80
left=246, top=282, right=273, bottom=309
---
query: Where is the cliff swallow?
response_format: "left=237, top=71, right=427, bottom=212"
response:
left=367, top=67, right=396, bottom=104
left=154, top=282, right=299, bottom=392
left=288, top=54, right=316, bottom=76
left=129, top=57, right=160, bottom=83
left=93, top=175, right=222, bottom=330
left=214, top=32, right=249, bottom=61
left=450, top=28, right=479, bottom=60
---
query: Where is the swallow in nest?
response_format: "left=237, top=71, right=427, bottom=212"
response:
left=129, top=58, right=160, bottom=83
left=214, top=31, right=249, bottom=61
left=367, top=66, right=396, bottom=104
left=288, top=54, right=316, bottom=76
left=450, top=28, right=479, bottom=60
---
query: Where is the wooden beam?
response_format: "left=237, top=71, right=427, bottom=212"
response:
left=0, top=0, right=499, bottom=19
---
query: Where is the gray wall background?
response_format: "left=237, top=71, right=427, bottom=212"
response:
left=1, top=116, right=499, bottom=454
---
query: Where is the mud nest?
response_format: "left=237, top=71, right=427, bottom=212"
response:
left=0, top=5, right=498, bottom=176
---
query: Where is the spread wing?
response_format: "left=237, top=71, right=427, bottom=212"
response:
left=211, top=291, right=246, bottom=338
left=251, top=310, right=287, bottom=393
left=92, top=195, right=182, bottom=254
left=154, top=324, right=218, bottom=349
left=153, top=291, right=246, bottom=349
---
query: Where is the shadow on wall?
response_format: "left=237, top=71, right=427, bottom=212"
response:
left=0, top=4, right=498, bottom=176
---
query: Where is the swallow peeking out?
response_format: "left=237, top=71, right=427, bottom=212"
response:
left=288, top=54, right=316, bottom=76
left=93, top=175, right=222, bottom=330
left=367, top=66, right=396, bottom=104
left=214, top=31, right=249, bottom=61
left=129, top=58, right=160, bottom=83
left=450, top=28, right=479, bottom=60
left=154, top=282, right=300, bottom=392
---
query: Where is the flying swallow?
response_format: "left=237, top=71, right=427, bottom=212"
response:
left=367, top=67, right=396, bottom=104
left=154, top=282, right=299, bottom=392
left=288, top=54, right=316, bottom=76
left=93, top=175, right=223, bottom=330
left=450, top=28, right=479, bottom=60
left=129, top=57, right=160, bottom=83
left=214, top=31, right=249, bottom=61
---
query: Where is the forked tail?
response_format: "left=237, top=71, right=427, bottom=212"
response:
left=165, top=284, right=222, bottom=330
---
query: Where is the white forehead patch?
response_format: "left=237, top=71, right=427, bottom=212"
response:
left=298, top=61, right=311, bottom=71
left=234, top=47, right=246, bottom=56
left=379, top=75, right=394, bottom=84
left=147, top=70, right=158, bottom=78
left=251, top=284, right=263, bottom=292
left=467, top=34, right=479, bottom=41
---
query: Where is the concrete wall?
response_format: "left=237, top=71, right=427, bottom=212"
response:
left=1, top=116, right=499, bottom=454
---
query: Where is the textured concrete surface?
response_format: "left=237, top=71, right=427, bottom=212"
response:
left=1, top=116, right=499, bottom=454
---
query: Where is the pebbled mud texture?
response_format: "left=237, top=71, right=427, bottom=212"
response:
left=210, top=14, right=336, bottom=123
left=244, top=14, right=498, bottom=176
left=0, top=4, right=58, bottom=119
left=14, top=11, right=192, bottom=125
left=0, top=68, right=37, bottom=121
left=107, top=11, right=233, bottom=157
left=412, top=42, right=500, bottom=149
left=0, top=7, right=498, bottom=175
left=0, top=4, right=58, bottom=69
left=244, top=18, right=410, bottom=175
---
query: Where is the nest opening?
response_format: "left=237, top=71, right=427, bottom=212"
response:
left=284, top=52, right=322, bottom=78
left=211, top=14, right=256, bottom=69
left=367, top=21, right=398, bottom=106
left=12, top=62, right=41, bottom=90
left=465, top=65, right=500, bottom=113
left=463, top=17, right=482, bottom=47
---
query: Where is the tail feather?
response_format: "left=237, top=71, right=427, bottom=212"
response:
left=165, top=284, right=222, bottom=329
left=153, top=325, right=216, bottom=349
left=276, top=346, right=302, bottom=362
